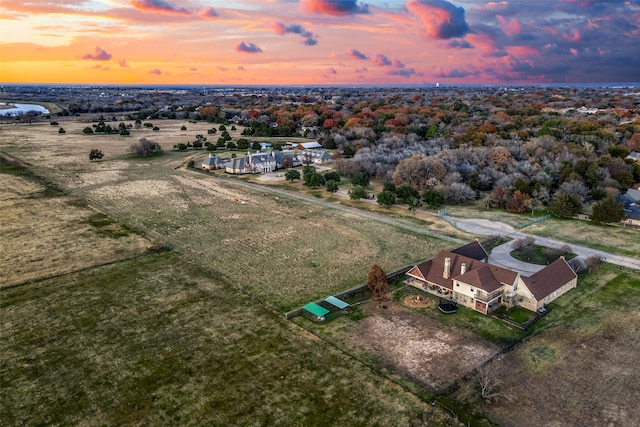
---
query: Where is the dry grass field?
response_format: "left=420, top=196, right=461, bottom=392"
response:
left=0, top=158, right=149, bottom=288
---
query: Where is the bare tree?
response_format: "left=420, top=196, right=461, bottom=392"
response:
left=477, top=364, right=512, bottom=403
left=131, top=137, right=162, bottom=158
left=367, top=264, right=389, bottom=304
left=586, top=255, right=602, bottom=273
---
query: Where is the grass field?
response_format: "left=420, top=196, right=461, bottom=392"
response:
left=1, top=253, right=456, bottom=426
left=526, top=218, right=640, bottom=257
left=2, top=116, right=640, bottom=426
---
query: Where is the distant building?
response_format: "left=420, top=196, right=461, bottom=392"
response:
left=225, top=151, right=276, bottom=175
left=201, top=153, right=226, bottom=171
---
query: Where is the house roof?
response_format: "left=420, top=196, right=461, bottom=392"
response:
left=626, top=189, right=640, bottom=203
left=522, top=257, right=577, bottom=300
left=450, top=240, right=489, bottom=261
left=297, top=141, right=322, bottom=149
left=407, top=250, right=517, bottom=292
left=202, top=154, right=225, bottom=166
left=302, top=302, right=329, bottom=318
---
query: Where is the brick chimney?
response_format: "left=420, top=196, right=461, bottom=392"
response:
left=443, top=257, right=451, bottom=279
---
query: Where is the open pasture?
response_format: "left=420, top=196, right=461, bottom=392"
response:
left=1, top=252, right=458, bottom=426
left=0, top=157, right=149, bottom=288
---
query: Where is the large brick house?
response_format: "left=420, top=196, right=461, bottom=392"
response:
left=405, top=241, right=577, bottom=314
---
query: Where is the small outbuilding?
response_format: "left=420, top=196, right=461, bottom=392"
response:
left=324, top=296, right=349, bottom=311
left=302, top=302, right=330, bottom=321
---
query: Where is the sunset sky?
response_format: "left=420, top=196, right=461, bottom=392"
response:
left=1, top=0, right=639, bottom=85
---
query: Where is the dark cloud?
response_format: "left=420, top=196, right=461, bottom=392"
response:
left=131, top=0, right=189, bottom=15
left=82, top=46, right=112, bottom=61
left=301, top=0, right=369, bottom=16
left=326, top=67, right=337, bottom=74
left=235, top=41, right=263, bottom=54
left=198, top=7, right=218, bottom=18
left=407, top=0, right=470, bottom=39
left=273, top=22, right=318, bottom=46
left=372, top=53, right=392, bottom=66
left=389, top=68, right=416, bottom=78
left=348, top=48, right=368, bottom=60
left=449, top=39, right=474, bottom=49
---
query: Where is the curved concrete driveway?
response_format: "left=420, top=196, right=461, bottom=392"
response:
left=454, top=218, right=640, bottom=273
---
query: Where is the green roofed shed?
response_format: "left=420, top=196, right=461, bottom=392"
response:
left=324, top=296, right=349, bottom=310
left=302, top=302, right=329, bottom=319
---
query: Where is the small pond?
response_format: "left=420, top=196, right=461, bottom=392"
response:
left=0, top=103, right=50, bottom=116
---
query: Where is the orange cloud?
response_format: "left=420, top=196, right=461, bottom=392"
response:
left=131, top=0, right=189, bottom=16
left=82, top=46, right=112, bottom=61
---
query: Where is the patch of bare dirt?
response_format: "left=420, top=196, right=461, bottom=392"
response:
left=347, top=303, right=500, bottom=391
left=461, top=311, right=640, bottom=427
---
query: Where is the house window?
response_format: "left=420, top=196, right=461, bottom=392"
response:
left=470, top=288, right=474, bottom=292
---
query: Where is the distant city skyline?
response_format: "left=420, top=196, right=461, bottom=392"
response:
left=1, top=0, right=639, bottom=85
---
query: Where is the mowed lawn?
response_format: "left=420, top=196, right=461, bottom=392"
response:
left=1, top=253, right=457, bottom=426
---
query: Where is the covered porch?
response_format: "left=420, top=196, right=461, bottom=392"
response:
left=405, top=278, right=453, bottom=300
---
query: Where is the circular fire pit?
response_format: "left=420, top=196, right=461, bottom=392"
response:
left=403, top=295, right=432, bottom=308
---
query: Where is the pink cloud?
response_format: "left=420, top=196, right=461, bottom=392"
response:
left=407, top=0, right=470, bottom=40
left=563, top=29, right=581, bottom=42
left=326, top=67, right=337, bottom=74
left=570, top=48, right=578, bottom=56
left=198, top=7, right=218, bottom=18
left=118, top=59, right=129, bottom=68
left=496, top=15, right=522, bottom=36
left=300, top=0, right=368, bottom=16
left=149, top=68, right=162, bottom=75
left=131, top=0, right=189, bottom=16
left=372, top=53, right=391, bottom=66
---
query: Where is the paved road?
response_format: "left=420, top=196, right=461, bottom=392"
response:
left=454, top=218, right=640, bottom=272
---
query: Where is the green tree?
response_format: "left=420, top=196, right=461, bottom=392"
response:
left=58, top=127, right=65, bottom=134
left=350, top=185, right=368, bottom=200
left=351, top=172, right=370, bottom=187
left=82, top=127, right=94, bottom=134
left=383, top=182, right=396, bottom=193
left=377, top=190, right=396, bottom=208
left=237, top=138, right=249, bottom=150
left=251, top=141, right=262, bottom=151
left=226, top=141, right=237, bottom=150
left=396, top=185, right=419, bottom=204
left=326, top=179, right=339, bottom=194
left=303, top=171, right=325, bottom=187
left=591, top=195, right=624, bottom=223
left=323, top=171, right=341, bottom=182
left=422, top=189, right=445, bottom=208
left=285, top=169, right=300, bottom=182
left=549, top=193, right=582, bottom=218
left=181, top=125, right=187, bottom=131
left=89, top=149, right=103, bottom=161
left=367, top=264, right=389, bottom=303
